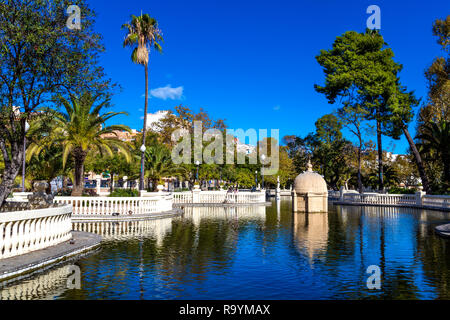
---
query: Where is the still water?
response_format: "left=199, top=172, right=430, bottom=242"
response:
left=2, top=199, right=450, bottom=300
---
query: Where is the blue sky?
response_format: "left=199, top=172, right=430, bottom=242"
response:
left=89, top=0, right=448, bottom=153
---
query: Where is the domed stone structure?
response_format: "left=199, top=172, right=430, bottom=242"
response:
left=292, top=161, right=328, bottom=212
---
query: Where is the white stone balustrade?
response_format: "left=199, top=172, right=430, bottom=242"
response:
left=0, top=205, right=72, bottom=259
left=173, top=190, right=266, bottom=204
left=331, top=191, right=450, bottom=211
left=423, top=195, right=450, bottom=209
left=54, top=194, right=173, bottom=217
left=342, top=193, right=417, bottom=205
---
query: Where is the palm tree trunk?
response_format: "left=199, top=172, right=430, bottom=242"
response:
left=46, top=179, right=52, bottom=195
left=72, top=147, right=87, bottom=196
left=140, top=63, right=149, bottom=190
left=110, top=173, right=114, bottom=193
left=402, top=126, right=431, bottom=193
left=376, top=117, right=384, bottom=191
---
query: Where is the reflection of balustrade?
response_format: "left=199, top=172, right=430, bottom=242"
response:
left=0, top=264, right=72, bottom=300
left=339, top=205, right=405, bottom=219
left=54, top=194, right=173, bottom=217
left=0, top=205, right=72, bottom=259
left=72, top=219, right=173, bottom=244
left=173, top=191, right=266, bottom=204
left=182, top=205, right=266, bottom=226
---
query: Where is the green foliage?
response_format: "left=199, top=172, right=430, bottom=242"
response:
left=0, top=0, right=112, bottom=204
left=122, top=13, right=164, bottom=66
left=416, top=120, right=450, bottom=191
left=287, top=114, right=354, bottom=190
left=388, top=187, right=416, bottom=195
left=28, top=93, right=131, bottom=195
left=109, top=189, right=139, bottom=197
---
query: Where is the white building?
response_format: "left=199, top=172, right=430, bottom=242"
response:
left=145, top=110, right=169, bottom=131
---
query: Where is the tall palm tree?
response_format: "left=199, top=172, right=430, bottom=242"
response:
left=417, top=120, right=450, bottom=190
left=122, top=13, right=163, bottom=191
left=28, top=93, right=131, bottom=196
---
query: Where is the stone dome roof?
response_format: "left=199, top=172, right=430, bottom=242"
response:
left=293, top=162, right=327, bottom=194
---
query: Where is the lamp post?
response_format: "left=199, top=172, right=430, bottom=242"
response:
left=22, top=121, right=30, bottom=192
left=139, top=144, right=146, bottom=190
left=260, top=154, right=266, bottom=189
left=255, top=170, right=258, bottom=189
left=195, top=160, right=200, bottom=184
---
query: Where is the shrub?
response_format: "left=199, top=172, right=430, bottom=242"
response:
left=388, top=187, right=416, bottom=194
left=109, top=189, right=139, bottom=197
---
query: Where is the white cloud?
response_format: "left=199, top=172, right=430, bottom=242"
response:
left=149, top=85, right=183, bottom=100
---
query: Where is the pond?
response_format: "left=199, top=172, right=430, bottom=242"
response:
left=2, top=198, right=450, bottom=300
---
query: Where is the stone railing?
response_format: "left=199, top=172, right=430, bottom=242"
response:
left=328, top=191, right=341, bottom=201
left=267, top=189, right=292, bottom=197
left=173, top=190, right=266, bottom=204
left=422, top=195, right=450, bottom=209
left=173, top=192, right=193, bottom=203
left=0, top=205, right=72, bottom=259
left=54, top=193, right=173, bottom=217
left=330, top=191, right=450, bottom=211
left=342, top=193, right=418, bottom=205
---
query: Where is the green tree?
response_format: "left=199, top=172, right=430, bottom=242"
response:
left=86, top=152, right=133, bottom=193
left=285, top=114, right=354, bottom=190
left=419, top=16, right=450, bottom=123
left=315, top=30, right=402, bottom=191
left=380, top=86, right=431, bottom=192
left=263, top=146, right=296, bottom=189
left=122, top=13, right=163, bottom=191
left=416, top=121, right=450, bottom=192
left=0, top=0, right=111, bottom=205
left=144, top=144, right=186, bottom=191
left=336, top=103, right=371, bottom=193
left=416, top=16, right=450, bottom=192
left=28, top=93, right=131, bottom=196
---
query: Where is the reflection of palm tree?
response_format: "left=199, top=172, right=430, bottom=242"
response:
left=139, top=240, right=144, bottom=300
left=379, top=213, right=386, bottom=288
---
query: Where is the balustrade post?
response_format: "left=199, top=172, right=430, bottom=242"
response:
left=192, top=186, right=201, bottom=203
left=416, top=191, right=425, bottom=206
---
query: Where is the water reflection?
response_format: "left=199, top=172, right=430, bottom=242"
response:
left=182, top=205, right=267, bottom=227
left=72, top=218, right=173, bottom=245
left=293, top=212, right=328, bottom=262
left=3, top=201, right=450, bottom=299
left=0, top=264, right=73, bottom=300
